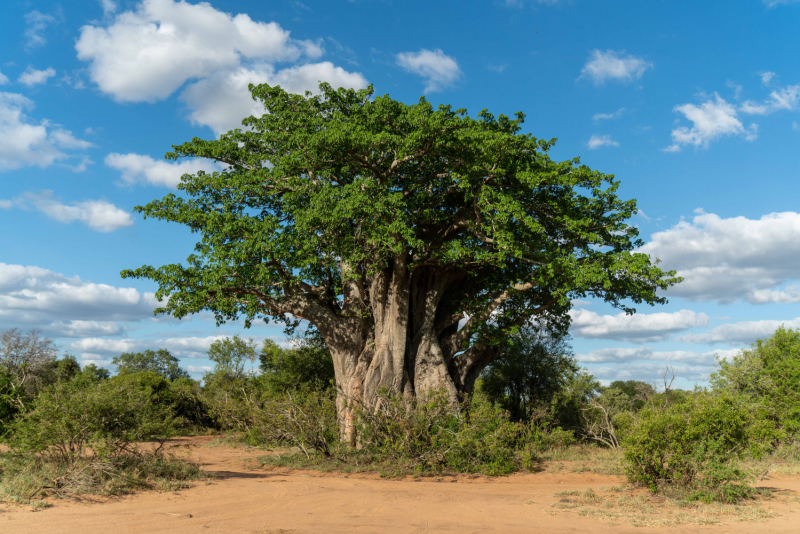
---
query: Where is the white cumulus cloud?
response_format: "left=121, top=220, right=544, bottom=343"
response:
left=592, top=108, right=625, bottom=121
left=589, top=362, right=712, bottom=383
left=665, top=94, right=757, bottom=151
left=587, top=134, right=619, bottom=149
left=10, top=191, right=133, bottom=232
left=18, top=67, right=56, bottom=87
left=569, top=309, right=709, bottom=342
left=740, top=84, right=800, bottom=115
left=0, top=263, right=160, bottom=333
left=396, top=49, right=462, bottom=93
left=24, top=10, right=61, bottom=51
left=105, top=152, right=225, bottom=188
left=99, top=0, right=118, bottom=16
left=579, top=50, right=652, bottom=85
left=71, top=335, right=237, bottom=358
left=76, top=0, right=321, bottom=102
left=641, top=210, right=800, bottom=304
left=180, top=62, right=367, bottom=135
left=678, top=317, right=800, bottom=345
left=75, top=0, right=365, bottom=135
left=577, top=346, right=740, bottom=365
left=0, top=93, right=93, bottom=171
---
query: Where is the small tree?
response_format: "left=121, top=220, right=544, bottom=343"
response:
left=123, top=83, right=680, bottom=441
left=112, top=349, right=189, bottom=381
left=607, top=380, right=655, bottom=411
left=260, top=328, right=335, bottom=392
left=0, top=328, right=59, bottom=410
left=711, top=326, right=800, bottom=436
left=206, top=335, right=258, bottom=380
left=481, top=323, right=578, bottom=421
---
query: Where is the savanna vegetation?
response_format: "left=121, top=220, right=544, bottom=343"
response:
left=2, top=84, right=797, bottom=527
left=4, top=323, right=800, bottom=516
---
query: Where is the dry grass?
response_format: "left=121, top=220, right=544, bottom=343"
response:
left=544, top=486, right=782, bottom=527
left=535, top=445, right=800, bottom=527
left=0, top=450, right=208, bottom=509
left=743, top=448, right=800, bottom=479
left=537, top=444, right=623, bottom=475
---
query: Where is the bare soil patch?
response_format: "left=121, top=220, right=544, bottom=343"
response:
left=3, top=436, right=800, bottom=533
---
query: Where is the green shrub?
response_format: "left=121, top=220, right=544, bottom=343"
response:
left=607, top=380, right=655, bottom=411
left=0, top=450, right=205, bottom=503
left=113, top=349, right=189, bottom=381
left=170, top=377, right=214, bottom=428
left=108, top=371, right=211, bottom=430
left=711, top=326, right=800, bottom=437
left=523, top=423, right=575, bottom=459
left=0, top=374, right=197, bottom=504
left=481, top=324, right=578, bottom=422
left=203, top=373, right=339, bottom=454
left=354, top=390, right=522, bottom=475
left=622, top=392, right=775, bottom=502
left=259, top=329, right=335, bottom=393
left=8, top=377, right=178, bottom=462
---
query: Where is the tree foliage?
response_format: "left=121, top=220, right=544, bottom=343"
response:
left=481, top=323, right=578, bottom=421
left=0, top=328, right=59, bottom=410
left=711, top=325, right=800, bottom=436
left=260, top=328, right=335, bottom=393
left=122, top=82, right=679, bottom=416
left=112, top=349, right=189, bottom=381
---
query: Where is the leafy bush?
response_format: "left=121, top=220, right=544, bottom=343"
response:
left=204, top=373, right=339, bottom=453
left=711, top=326, right=800, bottom=437
left=354, top=390, right=522, bottom=475
left=523, top=422, right=575, bottom=461
left=260, top=329, right=335, bottom=393
left=607, top=380, right=655, bottom=411
left=622, top=392, right=776, bottom=502
left=0, top=374, right=200, bottom=504
left=481, top=324, right=578, bottom=422
left=8, top=377, right=178, bottom=462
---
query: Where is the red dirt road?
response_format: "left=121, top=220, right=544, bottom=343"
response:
left=4, top=436, right=799, bottom=534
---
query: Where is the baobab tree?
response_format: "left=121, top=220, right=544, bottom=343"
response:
left=123, top=83, right=679, bottom=441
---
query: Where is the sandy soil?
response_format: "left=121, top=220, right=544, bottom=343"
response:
left=3, top=436, right=800, bottom=534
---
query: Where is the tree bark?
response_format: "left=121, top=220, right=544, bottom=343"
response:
left=315, top=254, right=514, bottom=444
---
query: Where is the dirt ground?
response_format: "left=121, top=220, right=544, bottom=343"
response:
left=3, top=436, right=800, bottom=534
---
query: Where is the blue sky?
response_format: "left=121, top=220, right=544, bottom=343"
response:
left=1, top=0, right=799, bottom=386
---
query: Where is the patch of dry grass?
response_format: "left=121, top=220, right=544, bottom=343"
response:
left=0, top=450, right=208, bottom=509
left=545, top=486, right=781, bottom=527
left=538, top=444, right=623, bottom=475
left=743, top=448, right=800, bottom=479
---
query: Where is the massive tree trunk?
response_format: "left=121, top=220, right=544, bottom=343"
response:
left=311, top=253, right=502, bottom=444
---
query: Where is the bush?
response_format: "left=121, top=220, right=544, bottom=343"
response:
left=110, top=371, right=212, bottom=430
left=354, top=390, right=522, bottom=475
left=0, top=450, right=204, bottom=503
left=113, top=349, right=189, bottom=381
left=0, top=375, right=200, bottom=504
left=260, top=329, right=335, bottom=393
left=711, top=326, right=800, bottom=437
left=481, top=324, right=578, bottom=422
left=8, top=377, right=178, bottom=462
left=607, top=380, right=655, bottom=411
left=523, top=422, right=575, bottom=461
left=622, top=392, right=776, bottom=502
